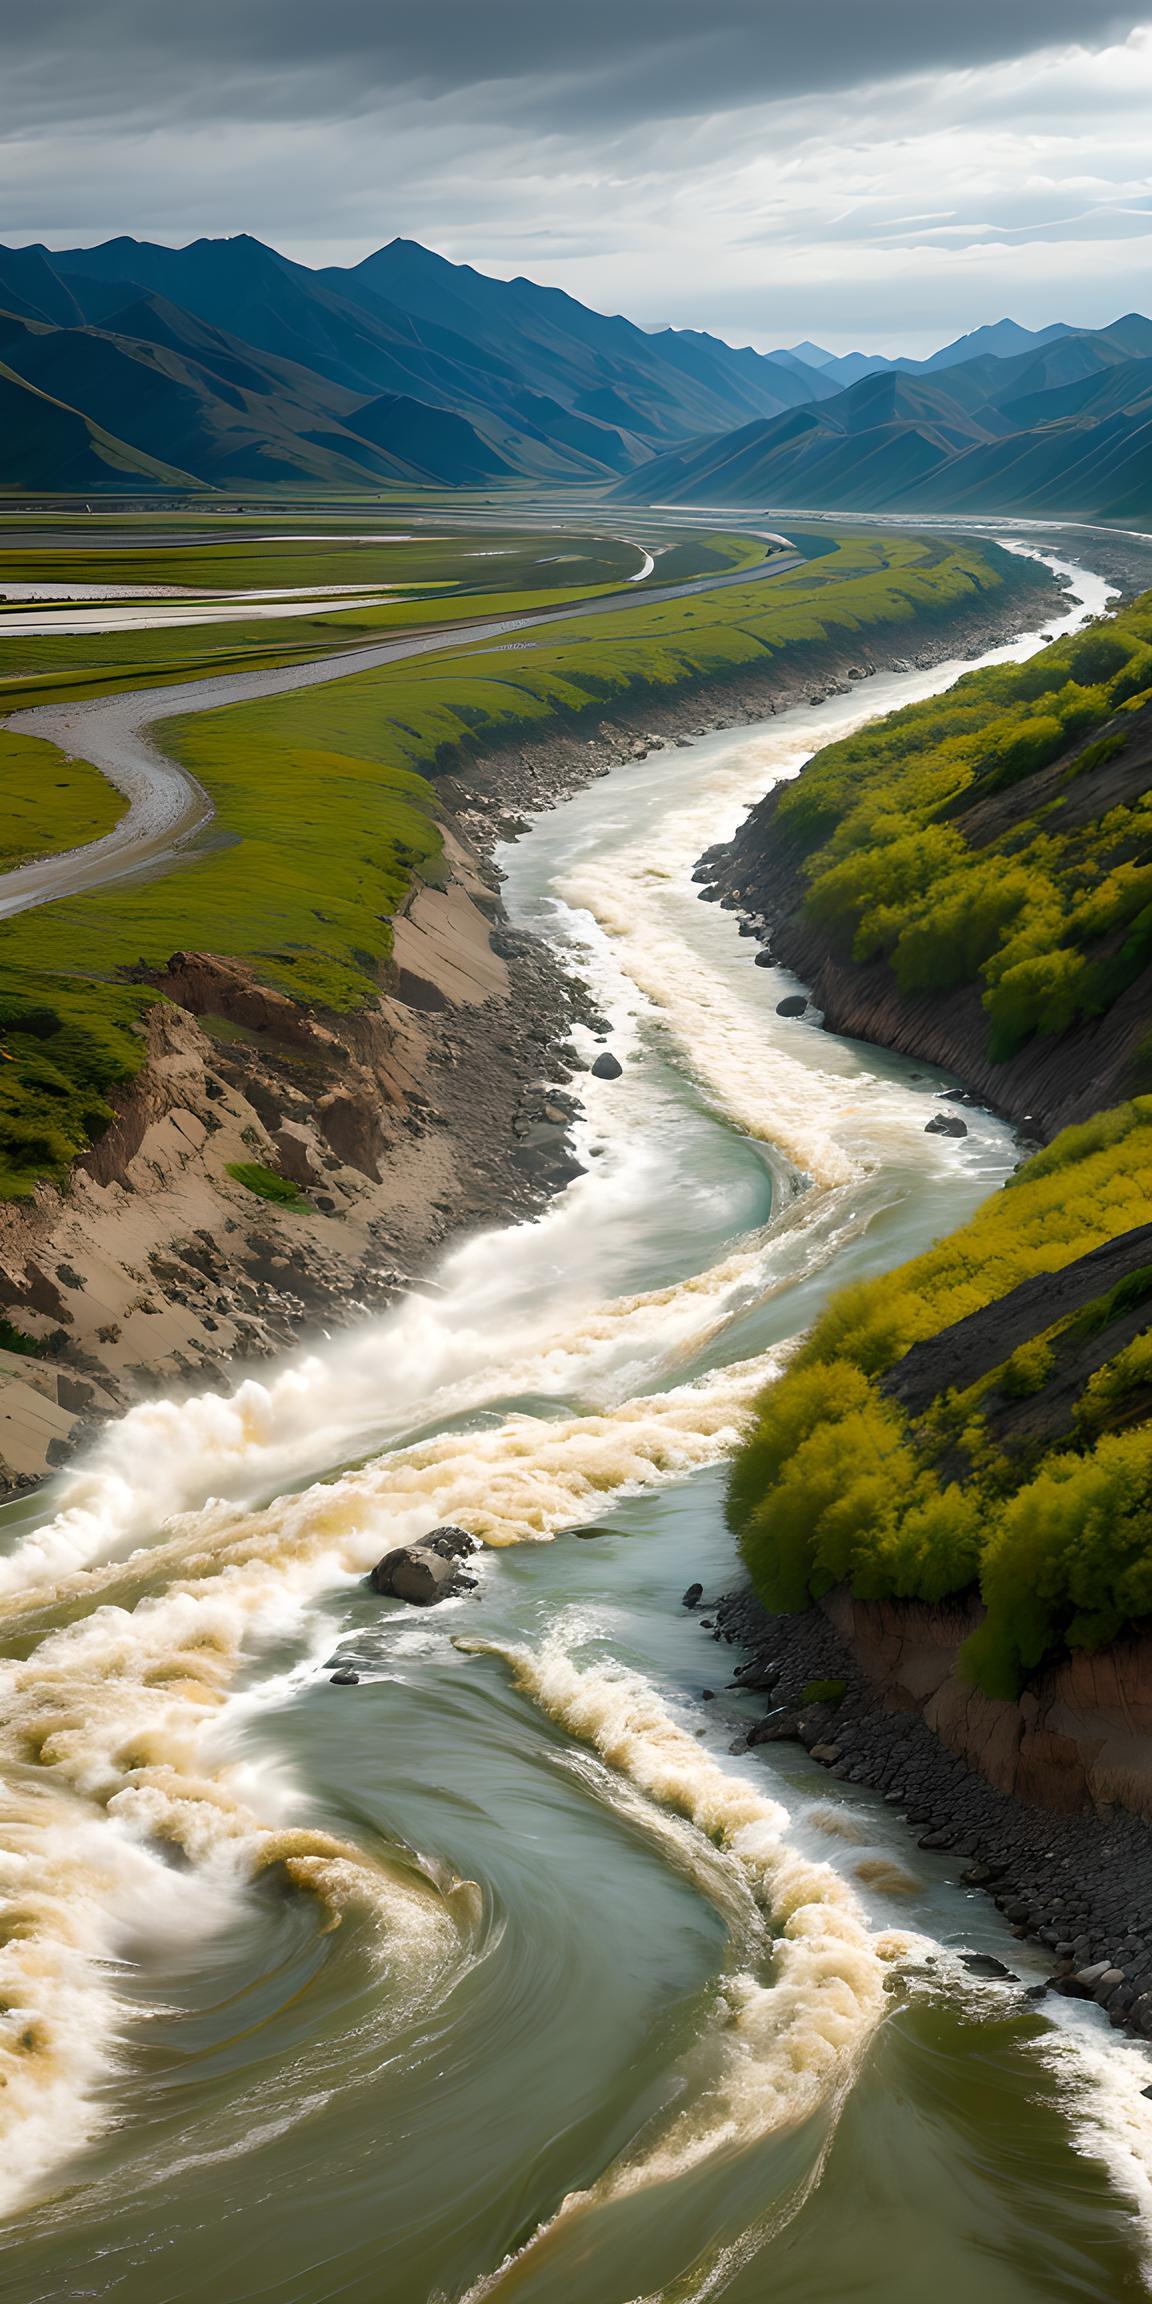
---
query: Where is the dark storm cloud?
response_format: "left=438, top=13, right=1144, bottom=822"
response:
left=0, top=0, right=1141, bottom=132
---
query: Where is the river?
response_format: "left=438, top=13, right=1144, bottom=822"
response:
left=1, top=546, right=1150, bottom=2302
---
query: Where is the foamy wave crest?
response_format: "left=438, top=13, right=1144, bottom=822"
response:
left=1033, top=2013, right=1152, bottom=2272
left=462, top=1629, right=911, bottom=2235
left=0, top=1361, right=768, bottom=2209
left=0, top=1182, right=798, bottom=1604
left=450, top=1627, right=916, bottom=2297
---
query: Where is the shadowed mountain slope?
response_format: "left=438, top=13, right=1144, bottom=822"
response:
left=2, top=234, right=1151, bottom=507
left=614, top=322, right=1152, bottom=517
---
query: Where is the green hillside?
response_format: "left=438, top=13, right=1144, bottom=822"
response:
left=0, top=362, right=198, bottom=491
left=728, top=1100, right=1152, bottom=1698
left=727, top=597, right=1152, bottom=1694
left=0, top=232, right=829, bottom=490
left=767, top=596, right=1152, bottom=1060
left=614, top=321, right=1152, bottom=519
left=0, top=295, right=516, bottom=492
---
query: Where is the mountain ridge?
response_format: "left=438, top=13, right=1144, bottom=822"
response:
left=0, top=233, right=1149, bottom=509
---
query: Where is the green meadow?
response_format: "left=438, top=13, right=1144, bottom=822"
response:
left=0, top=522, right=762, bottom=615
left=0, top=729, right=126, bottom=869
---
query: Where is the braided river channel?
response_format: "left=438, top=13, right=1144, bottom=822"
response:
left=2, top=545, right=1152, bottom=2302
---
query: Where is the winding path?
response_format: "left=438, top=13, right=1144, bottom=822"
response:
left=0, top=543, right=802, bottom=922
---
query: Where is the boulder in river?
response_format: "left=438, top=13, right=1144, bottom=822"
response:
left=682, top=1581, right=704, bottom=1608
left=591, top=1051, right=623, bottom=1080
left=369, top=1525, right=480, bottom=1606
left=775, top=995, right=808, bottom=1018
left=925, top=1112, right=969, bottom=1138
left=753, top=949, right=773, bottom=968
left=330, top=1666, right=360, bottom=1685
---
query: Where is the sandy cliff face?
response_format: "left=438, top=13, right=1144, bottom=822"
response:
left=825, top=1589, right=1152, bottom=1822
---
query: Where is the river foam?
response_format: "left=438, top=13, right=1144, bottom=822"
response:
left=0, top=1357, right=772, bottom=2209
left=451, top=1621, right=916, bottom=2300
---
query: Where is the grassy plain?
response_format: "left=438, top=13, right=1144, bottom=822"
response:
left=0, top=523, right=764, bottom=607
left=0, top=528, right=768, bottom=714
left=0, top=730, right=126, bottom=869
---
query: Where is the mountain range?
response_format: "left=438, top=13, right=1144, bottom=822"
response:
left=0, top=234, right=828, bottom=493
left=0, top=233, right=1150, bottom=517
left=613, top=317, right=1152, bottom=519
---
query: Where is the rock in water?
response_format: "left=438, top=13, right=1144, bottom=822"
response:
left=384, top=1550, right=465, bottom=1604
left=591, top=1051, right=623, bottom=1080
left=369, top=1525, right=480, bottom=1605
left=960, top=1952, right=1016, bottom=1980
left=753, top=950, right=773, bottom=968
left=330, top=1667, right=360, bottom=1685
left=925, top=1112, right=969, bottom=1137
left=682, top=1581, right=704, bottom=1608
left=775, top=994, right=808, bottom=1017
left=422, top=1524, right=479, bottom=1560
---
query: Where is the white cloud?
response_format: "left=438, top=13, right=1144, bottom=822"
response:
left=2, top=22, right=1150, bottom=349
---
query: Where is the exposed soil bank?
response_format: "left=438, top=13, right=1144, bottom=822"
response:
left=713, top=1582, right=1152, bottom=2041
left=0, top=552, right=1058, bottom=1494
left=704, top=855, right=1147, bottom=1141
left=0, top=840, right=602, bottom=1492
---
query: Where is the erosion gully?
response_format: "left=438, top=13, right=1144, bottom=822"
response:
left=1, top=544, right=1149, bottom=2304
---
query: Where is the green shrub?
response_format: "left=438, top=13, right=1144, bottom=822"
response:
left=774, top=588, right=1152, bottom=1057
left=225, top=1162, right=307, bottom=1209
left=998, top=1338, right=1055, bottom=1398
left=729, top=1101, right=1152, bottom=1693
left=801, top=1678, right=847, bottom=1705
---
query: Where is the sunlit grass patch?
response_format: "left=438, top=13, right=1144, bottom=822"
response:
left=0, top=728, right=126, bottom=868
left=225, top=1161, right=309, bottom=1210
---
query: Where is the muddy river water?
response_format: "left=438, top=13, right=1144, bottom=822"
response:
left=1, top=547, right=1150, bottom=2302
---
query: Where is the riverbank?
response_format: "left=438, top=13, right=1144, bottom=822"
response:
left=712, top=1582, right=1152, bottom=2042
left=704, top=555, right=1152, bottom=1143
left=0, top=554, right=1060, bottom=1495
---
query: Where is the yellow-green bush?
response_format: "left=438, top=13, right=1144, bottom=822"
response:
left=777, top=590, right=1152, bottom=1056
left=729, top=1100, right=1152, bottom=1691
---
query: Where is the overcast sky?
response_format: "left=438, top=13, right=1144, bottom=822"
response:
left=2, top=2, right=1150, bottom=353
